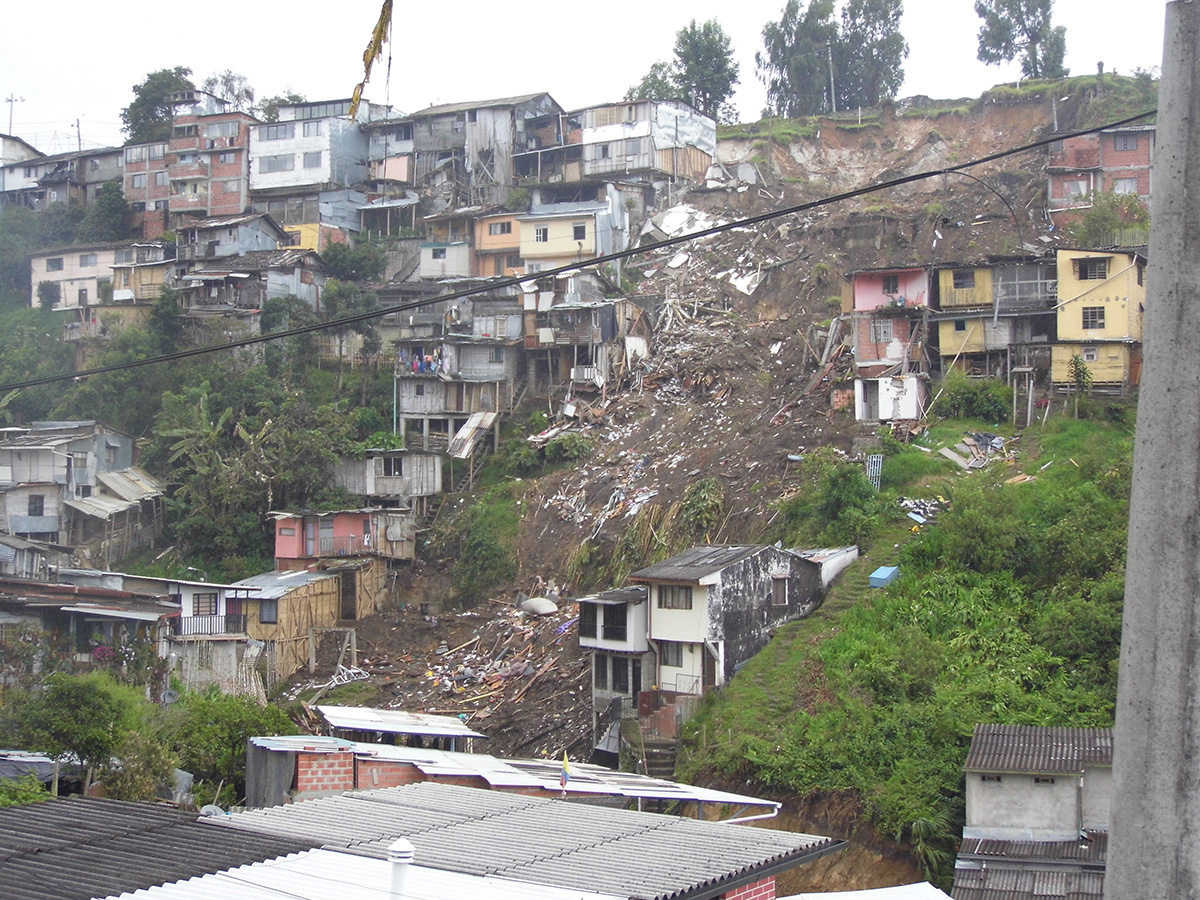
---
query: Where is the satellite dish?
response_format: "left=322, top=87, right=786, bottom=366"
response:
left=162, top=689, right=181, bottom=705
left=199, top=804, right=226, bottom=817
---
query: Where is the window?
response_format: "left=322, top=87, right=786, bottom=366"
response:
left=261, top=154, right=295, bottom=173
left=294, top=101, right=350, bottom=119
left=149, top=143, right=166, bottom=159
left=223, top=179, right=242, bottom=194
left=579, top=603, right=597, bottom=638
left=495, top=318, right=508, bottom=338
left=278, top=527, right=296, bottom=536
left=488, top=221, right=512, bottom=236
left=489, top=346, right=504, bottom=363
left=1113, top=177, right=1139, bottom=195
left=302, top=121, right=323, bottom=137
left=602, top=604, right=626, bottom=641
left=657, top=585, right=693, bottom=610
left=535, top=226, right=549, bottom=243
left=173, top=125, right=198, bottom=138
left=952, top=269, right=975, bottom=289
left=125, top=146, right=145, bottom=163
left=415, top=384, right=425, bottom=396
left=130, top=173, right=147, bottom=189
left=599, top=144, right=611, bottom=159
left=870, top=319, right=894, bottom=342
left=593, top=654, right=608, bottom=689
left=1114, top=134, right=1138, bottom=151
left=78, top=288, right=87, bottom=304
left=153, top=199, right=168, bottom=210
left=882, top=274, right=900, bottom=294
left=1082, top=306, right=1105, bottom=330
left=431, top=248, right=447, bottom=260
left=259, top=598, right=279, bottom=624
left=980, top=774, right=1002, bottom=783
left=626, top=138, right=641, bottom=155
left=303, top=151, right=323, bottom=168
left=954, top=319, right=967, bottom=332
left=1034, top=776, right=1056, bottom=785
left=573, top=223, right=587, bottom=241
left=79, top=253, right=97, bottom=267
left=218, top=151, right=236, bottom=164
left=155, top=171, right=168, bottom=186
left=24, top=165, right=37, bottom=177
left=611, top=657, right=629, bottom=693
left=1064, top=179, right=1089, bottom=197
left=1075, top=258, right=1109, bottom=280
left=1083, top=346, right=1099, bottom=363
left=46, top=257, right=64, bottom=272
left=75, top=485, right=92, bottom=498
left=27, top=495, right=44, bottom=517
left=192, top=592, right=217, bottom=616
left=207, top=121, right=239, bottom=138
left=105, top=444, right=118, bottom=465
left=660, top=641, right=683, bottom=667
left=177, top=153, right=197, bottom=165
left=772, top=576, right=789, bottom=607
left=507, top=254, right=524, bottom=268
left=261, top=123, right=295, bottom=141
left=1137, top=263, right=1145, bottom=286
left=114, top=249, right=133, bottom=264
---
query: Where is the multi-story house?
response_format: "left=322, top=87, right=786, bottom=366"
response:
left=513, top=99, right=716, bottom=204
left=29, top=241, right=134, bottom=310
left=333, top=449, right=443, bottom=519
left=934, top=258, right=1059, bottom=378
left=0, top=133, right=42, bottom=171
left=122, top=139, right=171, bottom=237
left=0, top=421, right=164, bottom=565
left=416, top=207, right=478, bottom=279
left=519, top=184, right=628, bottom=274
left=846, top=265, right=932, bottom=422
left=521, top=271, right=628, bottom=394
left=1048, top=125, right=1155, bottom=216
left=166, top=90, right=257, bottom=230
left=1050, top=248, right=1146, bottom=394
left=175, top=212, right=288, bottom=262
left=953, top=724, right=1111, bottom=899
left=0, top=146, right=123, bottom=211
left=180, top=247, right=326, bottom=311
left=249, top=98, right=388, bottom=250
left=474, top=210, right=523, bottom=277
left=366, top=93, right=563, bottom=208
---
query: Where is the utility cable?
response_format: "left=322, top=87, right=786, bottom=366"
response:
left=0, top=108, right=1155, bottom=393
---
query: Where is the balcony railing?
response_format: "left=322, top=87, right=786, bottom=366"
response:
left=172, top=614, right=247, bottom=636
left=319, top=535, right=371, bottom=556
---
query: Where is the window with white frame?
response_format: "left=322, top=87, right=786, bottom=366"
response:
left=79, top=253, right=97, bottom=267
left=1083, top=346, right=1099, bottom=363
left=155, top=171, right=168, bottom=186
left=660, top=641, right=684, bottom=667
left=573, top=223, right=587, bottom=241
left=535, top=226, right=549, bottom=243
left=261, top=155, right=295, bottom=173
left=431, top=248, right=447, bottom=260
left=1113, top=177, right=1138, bottom=195
left=131, top=174, right=147, bottom=189
left=1114, top=134, right=1138, bottom=151
left=772, top=576, right=789, bottom=606
left=1082, top=307, right=1105, bottom=330
left=871, top=319, right=894, bottom=342
left=149, top=143, right=166, bottom=159
left=489, top=346, right=504, bottom=363
left=488, top=221, right=512, bottom=236
left=657, top=584, right=693, bottom=610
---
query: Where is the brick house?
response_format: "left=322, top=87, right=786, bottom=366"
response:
left=1048, top=125, right=1154, bottom=217
left=847, top=266, right=932, bottom=421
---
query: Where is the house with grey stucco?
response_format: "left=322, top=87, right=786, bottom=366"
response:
left=953, top=724, right=1112, bottom=900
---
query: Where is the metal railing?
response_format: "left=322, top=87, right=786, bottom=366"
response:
left=172, top=614, right=247, bottom=636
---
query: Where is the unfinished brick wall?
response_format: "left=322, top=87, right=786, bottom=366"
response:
left=721, top=876, right=776, bottom=900
left=294, top=751, right=356, bottom=795
left=356, top=759, right=426, bottom=790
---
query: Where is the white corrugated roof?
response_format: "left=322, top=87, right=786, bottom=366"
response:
left=98, top=847, right=626, bottom=900
left=782, top=884, right=951, bottom=900
left=317, top=706, right=487, bottom=739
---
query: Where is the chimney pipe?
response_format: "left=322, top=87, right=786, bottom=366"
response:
left=388, top=837, right=414, bottom=899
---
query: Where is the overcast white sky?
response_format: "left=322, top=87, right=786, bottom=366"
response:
left=1, top=0, right=1167, bottom=154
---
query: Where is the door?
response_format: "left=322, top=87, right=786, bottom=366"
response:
left=339, top=569, right=358, bottom=620
left=702, top=649, right=717, bottom=691
left=304, top=519, right=316, bottom=557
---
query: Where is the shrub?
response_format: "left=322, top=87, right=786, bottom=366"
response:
left=932, top=370, right=1009, bottom=421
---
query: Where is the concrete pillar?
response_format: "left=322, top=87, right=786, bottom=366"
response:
left=1106, top=4, right=1200, bottom=897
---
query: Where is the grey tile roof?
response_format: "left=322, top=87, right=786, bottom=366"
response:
left=951, top=867, right=1104, bottom=900
left=964, top=725, right=1113, bottom=774
left=210, top=782, right=843, bottom=900
left=629, top=545, right=768, bottom=582
left=0, top=796, right=313, bottom=900
left=958, top=831, right=1107, bottom=865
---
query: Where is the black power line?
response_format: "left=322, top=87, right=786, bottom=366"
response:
left=0, top=108, right=1154, bottom=393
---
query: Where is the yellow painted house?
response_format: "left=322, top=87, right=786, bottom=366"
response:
left=1051, top=249, right=1146, bottom=392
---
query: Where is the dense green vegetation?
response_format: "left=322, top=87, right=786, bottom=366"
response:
left=678, top=413, right=1132, bottom=885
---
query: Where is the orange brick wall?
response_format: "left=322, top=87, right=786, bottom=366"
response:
left=294, top=750, right=356, bottom=794
left=722, top=876, right=775, bottom=900
left=356, top=759, right=426, bottom=790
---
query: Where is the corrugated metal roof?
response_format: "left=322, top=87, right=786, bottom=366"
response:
left=958, top=831, right=1107, bottom=864
left=629, top=545, right=767, bottom=583
left=209, top=782, right=841, bottom=900
left=408, top=92, right=553, bottom=118
left=191, top=248, right=321, bottom=273
left=96, top=467, right=163, bottom=502
left=63, top=494, right=138, bottom=519
left=0, top=795, right=312, bottom=900
left=576, top=586, right=647, bottom=606
left=447, top=412, right=497, bottom=459
left=951, top=867, right=1104, bottom=900
left=783, top=884, right=950, bottom=899
left=98, top=847, right=627, bottom=900
left=317, top=707, right=486, bottom=739
left=964, top=725, right=1113, bottom=774
left=232, top=569, right=336, bottom=600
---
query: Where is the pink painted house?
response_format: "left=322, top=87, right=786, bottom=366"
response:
left=848, top=266, right=931, bottom=422
left=271, top=508, right=416, bottom=567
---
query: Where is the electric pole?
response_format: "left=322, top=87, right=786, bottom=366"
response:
left=826, top=42, right=837, bottom=114
left=5, top=95, right=25, bottom=135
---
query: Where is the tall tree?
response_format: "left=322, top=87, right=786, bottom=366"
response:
left=672, top=20, right=740, bottom=120
left=258, top=91, right=306, bottom=124
left=627, top=19, right=740, bottom=122
left=201, top=70, right=255, bottom=112
left=121, top=67, right=195, bottom=144
left=756, top=0, right=839, bottom=117
left=837, top=0, right=909, bottom=109
left=975, top=0, right=1068, bottom=80
left=76, top=181, right=130, bottom=243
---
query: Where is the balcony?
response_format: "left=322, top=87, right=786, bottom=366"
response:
left=172, top=614, right=247, bottom=636
left=319, top=534, right=371, bottom=556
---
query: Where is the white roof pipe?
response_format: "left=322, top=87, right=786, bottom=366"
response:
left=388, top=837, right=414, bottom=899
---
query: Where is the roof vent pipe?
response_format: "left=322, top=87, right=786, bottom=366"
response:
left=388, top=837, right=414, bottom=899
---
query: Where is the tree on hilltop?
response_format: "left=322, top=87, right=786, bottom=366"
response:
left=975, top=0, right=1068, bottom=80
left=121, top=67, right=195, bottom=144
left=627, top=19, right=740, bottom=122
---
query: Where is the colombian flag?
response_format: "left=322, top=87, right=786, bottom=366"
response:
left=560, top=751, right=571, bottom=790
